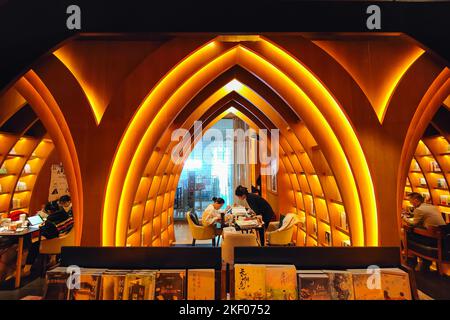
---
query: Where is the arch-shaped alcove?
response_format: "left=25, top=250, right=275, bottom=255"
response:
left=103, top=36, right=378, bottom=247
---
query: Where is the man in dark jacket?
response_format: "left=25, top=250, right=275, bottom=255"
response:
left=235, top=185, right=275, bottom=245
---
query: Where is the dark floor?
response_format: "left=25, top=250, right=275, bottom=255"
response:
left=414, top=269, right=450, bottom=300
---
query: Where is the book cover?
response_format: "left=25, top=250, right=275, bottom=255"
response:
left=123, top=271, right=156, bottom=300
left=234, top=264, right=266, bottom=300
left=187, top=269, right=215, bottom=300
left=155, top=270, right=186, bottom=300
left=101, top=270, right=130, bottom=300
left=347, top=269, right=384, bottom=300
left=69, top=269, right=103, bottom=300
left=323, top=270, right=354, bottom=300
left=265, top=265, right=297, bottom=300
left=44, top=267, right=69, bottom=300
left=380, top=269, right=412, bottom=300
left=297, top=273, right=331, bottom=300
left=440, top=195, right=449, bottom=205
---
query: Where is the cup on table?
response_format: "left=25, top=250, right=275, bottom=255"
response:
left=2, top=218, right=11, bottom=229
left=19, top=213, right=27, bottom=223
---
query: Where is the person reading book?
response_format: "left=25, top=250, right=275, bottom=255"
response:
left=235, top=185, right=275, bottom=245
left=201, top=197, right=225, bottom=227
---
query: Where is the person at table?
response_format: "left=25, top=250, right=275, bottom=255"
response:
left=402, top=192, right=445, bottom=229
left=201, top=197, right=225, bottom=227
left=402, top=192, right=445, bottom=271
left=235, top=185, right=275, bottom=245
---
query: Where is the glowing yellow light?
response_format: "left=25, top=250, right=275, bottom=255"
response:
left=226, top=107, right=239, bottom=114
left=217, top=35, right=261, bottom=42
left=53, top=49, right=105, bottom=126
left=224, top=79, right=243, bottom=92
left=104, top=37, right=378, bottom=246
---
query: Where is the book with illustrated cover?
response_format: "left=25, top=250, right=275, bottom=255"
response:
left=380, top=269, right=412, bottom=300
left=101, top=270, right=130, bottom=300
left=323, top=270, right=354, bottom=300
left=297, top=272, right=331, bottom=300
left=154, top=270, right=186, bottom=300
left=123, top=271, right=156, bottom=300
left=339, top=211, right=348, bottom=230
left=437, top=178, right=447, bottom=188
left=68, top=269, right=104, bottom=300
left=347, top=269, right=384, bottom=300
left=187, top=269, right=215, bottom=300
left=265, top=265, right=297, bottom=300
left=234, top=264, right=266, bottom=300
left=419, top=177, right=427, bottom=186
left=440, top=195, right=449, bottom=205
left=44, top=267, right=69, bottom=300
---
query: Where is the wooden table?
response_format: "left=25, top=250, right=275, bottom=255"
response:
left=0, top=227, right=39, bottom=288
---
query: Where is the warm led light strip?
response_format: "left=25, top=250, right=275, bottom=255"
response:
left=258, top=38, right=378, bottom=245
left=104, top=38, right=376, bottom=246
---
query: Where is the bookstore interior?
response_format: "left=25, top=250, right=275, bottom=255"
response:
left=0, top=32, right=449, bottom=301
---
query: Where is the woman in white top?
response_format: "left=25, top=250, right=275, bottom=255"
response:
left=201, top=197, right=225, bottom=226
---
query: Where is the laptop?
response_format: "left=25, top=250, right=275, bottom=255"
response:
left=27, top=215, right=43, bottom=227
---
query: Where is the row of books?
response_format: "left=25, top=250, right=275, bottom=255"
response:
left=45, top=268, right=216, bottom=300
left=234, top=265, right=412, bottom=300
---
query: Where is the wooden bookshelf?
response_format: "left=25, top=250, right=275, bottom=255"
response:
left=403, top=136, right=450, bottom=216
left=0, top=130, right=54, bottom=215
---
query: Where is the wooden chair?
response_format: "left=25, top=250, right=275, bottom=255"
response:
left=39, top=228, right=75, bottom=276
left=186, top=211, right=217, bottom=246
left=403, top=224, right=450, bottom=276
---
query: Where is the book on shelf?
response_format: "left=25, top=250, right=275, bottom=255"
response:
left=342, top=239, right=351, bottom=247
left=339, top=211, right=348, bottom=230
left=0, top=166, right=7, bottom=174
left=154, top=270, right=186, bottom=300
left=313, top=221, right=317, bottom=234
left=430, top=161, right=441, bottom=172
left=265, top=265, right=297, bottom=300
left=123, top=271, right=156, bottom=300
left=234, top=264, right=266, bottom=300
left=412, top=162, right=420, bottom=171
left=297, top=272, right=331, bottom=300
left=324, top=231, right=331, bottom=245
left=43, top=267, right=70, bottom=300
left=9, top=147, right=17, bottom=155
left=437, top=178, right=447, bottom=189
left=15, top=181, right=27, bottom=191
left=12, top=198, right=21, bottom=209
left=440, top=195, right=450, bottom=206
left=68, top=268, right=104, bottom=300
left=23, top=164, right=32, bottom=174
left=322, top=270, right=354, bottom=300
left=0, top=183, right=2, bottom=193
left=419, top=177, right=427, bottom=186
left=100, top=270, right=129, bottom=300
left=187, top=269, right=215, bottom=300
left=447, top=144, right=450, bottom=153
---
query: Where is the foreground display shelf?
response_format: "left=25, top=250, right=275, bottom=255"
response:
left=49, top=246, right=420, bottom=300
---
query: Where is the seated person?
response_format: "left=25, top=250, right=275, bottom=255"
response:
left=201, top=197, right=225, bottom=227
left=25, top=196, right=74, bottom=270
left=402, top=192, right=446, bottom=271
left=402, top=192, right=445, bottom=229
